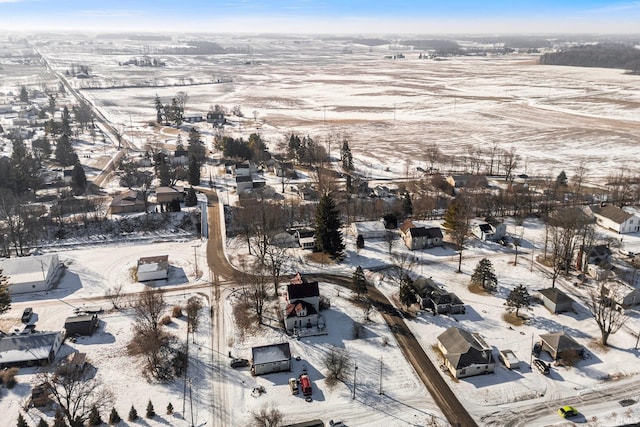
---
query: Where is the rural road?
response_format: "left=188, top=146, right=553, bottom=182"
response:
left=202, top=190, right=477, bottom=427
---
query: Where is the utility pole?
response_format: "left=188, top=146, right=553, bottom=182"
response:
left=379, top=357, right=383, bottom=395
left=192, top=244, right=199, bottom=278
left=352, top=363, right=358, bottom=400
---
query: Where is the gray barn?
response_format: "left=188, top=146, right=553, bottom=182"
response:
left=539, top=288, right=575, bottom=314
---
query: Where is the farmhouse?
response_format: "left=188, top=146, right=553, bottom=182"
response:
left=437, top=327, right=494, bottom=379
left=110, top=190, right=146, bottom=214
left=539, top=332, right=584, bottom=364
left=413, top=277, right=465, bottom=314
left=591, top=205, right=640, bottom=234
left=399, top=220, right=443, bottom=250
left=251, top=342, right=291, bottom=376
left=0, top=254, right=60, bottom=295
left=282, top=275, right=321, bottom=335
left=350, top=221, right=387, bottom=239
left=64, top=314, right=99, bottom=336
left=539, top=288, right=575, bottom=314
left=471, top=217, right=506, bottom=242
left=0, top=331, right=64, bottom=368
left=137, top=255, right=169, bottom=281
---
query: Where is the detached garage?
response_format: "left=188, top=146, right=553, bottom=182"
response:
left=0, top=254, right=60, bottom=295
left=64, top=314, right=99, bottom=336
left=251, top=343, right=291, bottom=376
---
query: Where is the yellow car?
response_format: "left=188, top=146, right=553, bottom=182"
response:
left=557, top=406, right=579, bottom=418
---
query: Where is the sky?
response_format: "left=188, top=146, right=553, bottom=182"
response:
left=1, top=0, right=640, bottom=34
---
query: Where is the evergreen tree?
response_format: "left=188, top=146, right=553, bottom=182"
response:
left=49, top=93, right=57, bottom=114
left=356, top=234, right=365, bottom=250
left=166, top=402, right=174, bottom=415
left=88, top=405, right=103, bottom=426
left=55, top=134, right=78, bottom=167
left=11, top=136, right=41, bottom=194
left=145, top=400, right=156, bottom=419
left=128, top=405, right=138, bottom=422
left=171, top=97, right=183, bottom=127
left=157, top=158, right=172, bottom=187
left=19, top=86, right=29, bottom=102
left=37, top=419, right=48, bottom=427
left=185, top=186, right=197, bottom=207
left=16, top=413, right=28, bottom=427
left=0, top=284, right=12, bottom=315
left=470, top=258, right=498, bottom=292
left=154, top=94, right=163, bottom=124
left=71, top=161, right=87, bottom=194
left=187, top=128, right=205, bottom=186
left=108, top=408, right=121, bottom=425
left=399, top=275, right=416, bottom=308
left=341, top=139, right=353, bottom=171
left=53, top=409, right=68, bottom=427
left=352, top=266, right=368, bottom=297
left=32, top=136, right=52, bottom=160
left=555, top=170, right=568, bottom=187
left=314, top=193, right=345, bottom=260
left=61, top=106, right=71, bottom=136
left=506, top=284, right=531, bottom=317
left=402, top=192, right=413, bottom=217
left=442, top=198, right=470, bottom=273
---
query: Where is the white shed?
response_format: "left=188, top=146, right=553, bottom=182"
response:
left=137, top=255, right=169, bottom=282
left=251, top=342, right=291, bottom=376
left=350, top=221, right=387, bottom=239
left=0, top=254, right=60, bottom=295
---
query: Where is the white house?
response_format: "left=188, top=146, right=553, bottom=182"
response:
left=282, top=274, right=321, bottom=335
left=471, top=217, right=507, bottom=242
left=0, top=331, right=64, bottom=368
left=399, top=220, right=443, bottom=250
left=591, top=205, right=640, bottom=234
left=0, top=254, right=60, bottom=295
left=437, top=327, right=495, bottom=379
left=137, top=255, right=169, bottom=282
left=603, top=280, right=640, bottom=308
left=350, top=221, right=387, bottom=239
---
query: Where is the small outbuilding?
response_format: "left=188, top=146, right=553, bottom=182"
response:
left=349, top=221, right=387, bottom=239
left=64, top=314, right=99, bottom=336
left=137, top=255, right=169, bottom=282
left=539, top=288, right=575, bottom=314
left=539, top=332, right=584, bottom=364
left=251, top=342, right=291, bottom=376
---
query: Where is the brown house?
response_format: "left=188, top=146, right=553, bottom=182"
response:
left=156, top=186, right=185, bottom=204
left=110, top=190, right=146, bottom=214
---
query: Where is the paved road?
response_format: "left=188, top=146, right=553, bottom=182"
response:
left=202, top=191, right=477, bottom=427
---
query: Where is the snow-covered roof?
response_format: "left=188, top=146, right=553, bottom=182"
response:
left=0, top=254, right=58, bottom=285
left=252, top=343, right=291, bottom=365
left=0, top=332, right=62, bottom=365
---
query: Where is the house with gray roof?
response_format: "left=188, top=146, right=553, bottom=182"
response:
left=591, top=205, right=640, bottom=234
left=437, top=327, right=494, bottom=378
left=399, top=220, right=443, bottom=250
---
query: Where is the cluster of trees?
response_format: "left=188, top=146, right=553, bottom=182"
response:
left=215, top=133, right=267, bottom=161
left=286, top=133, right=327, bottom=166
left=154, top=92, right=188, bottom=127
left=119, top=57, right=166, bottom=67
left=540, top=43, right=640, bottom=74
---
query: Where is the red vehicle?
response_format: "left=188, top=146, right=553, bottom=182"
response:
left=299, top=374, right=312, bottom=396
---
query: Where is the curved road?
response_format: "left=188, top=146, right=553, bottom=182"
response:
left=203, top=191, right=476, bottom=427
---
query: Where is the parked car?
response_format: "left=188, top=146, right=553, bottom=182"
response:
left=557, top=405, right=579, bottom=418
left=230, top=358, right=249, bottom=368
left=533, top=358, right=550, bottom=375
left=288, top=378, right=299, bottom=395
left=21, top=307, right=33, bottom=323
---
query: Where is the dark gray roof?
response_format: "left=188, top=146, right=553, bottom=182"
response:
left=409, top=227, right=443, bottom=238
left=445, top=348, right=493, bottom=369
left=539, top=288, right=575, bottom=305
left=287, top=282, right=319, bottom=299
left=438, top=327, right=490, bottom=354
left=0, top=332, right=62, bottom=364
left=64, top=314, right=97, bottom=325
left=539, top=332, right=582, bottom=352
left=478, top=223, right=493, bottom=233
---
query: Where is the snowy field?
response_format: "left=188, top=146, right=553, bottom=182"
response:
left=26, top=34, right=640, bottom=185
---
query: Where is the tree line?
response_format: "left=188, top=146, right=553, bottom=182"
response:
left=540, top=43, right=640, bottom=74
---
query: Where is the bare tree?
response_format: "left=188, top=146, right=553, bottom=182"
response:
left=252, top=405, right=284, bottom=427
left=423, top=143, right=441, bottom=173
left=186, top=296, right=204, bottom=337
left=512, top=226, right=524, bottom=265
left=587, top=281, right=628, bottom=346
left=37, top=363, right=113, bottom=427
left=241, top=268, right=269, bottom=324
left=264, top=243, right=290, bottom=297
left=387, top=252, right=416, bottom=288
left=323, top=345, right=353, bottom=386
left=133, top=288, right=165, bottom=335
left=105, top=283, right=125, bottom=309
left=501, top=147, right=520, bottom=181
